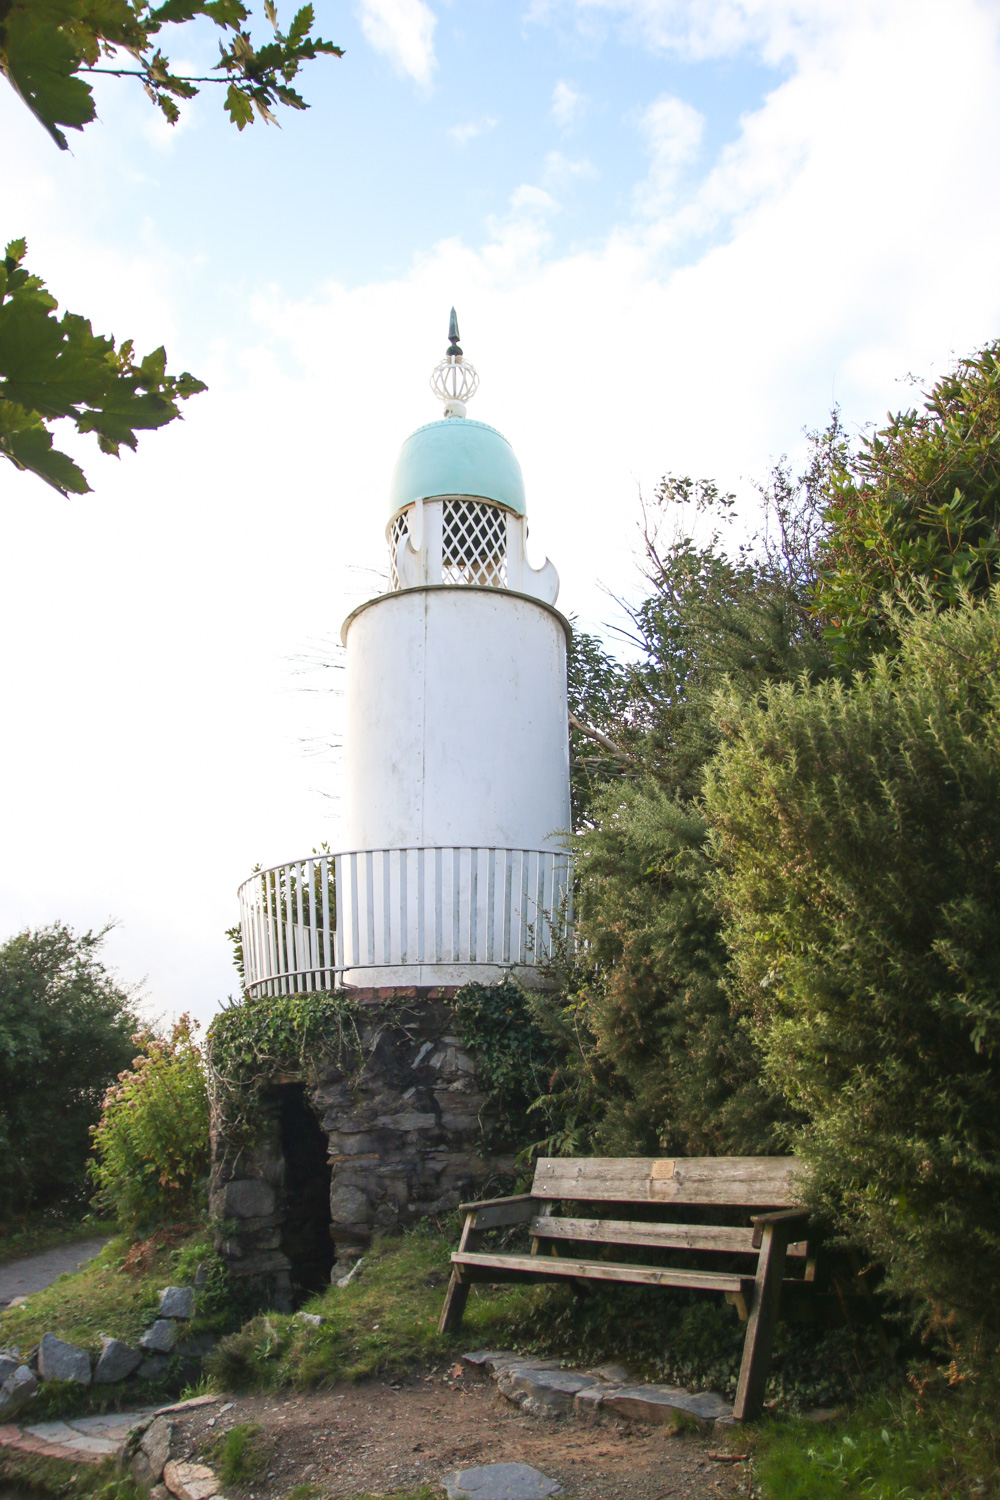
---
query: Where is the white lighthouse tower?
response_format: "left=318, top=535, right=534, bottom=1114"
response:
left=238, top=314, right=572, bottom=995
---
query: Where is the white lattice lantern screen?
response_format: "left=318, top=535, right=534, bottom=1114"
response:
left=441, top=499, right=507, bottom=587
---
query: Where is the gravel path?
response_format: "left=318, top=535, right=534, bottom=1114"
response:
left=0, top=1238, right=111, bottom=1308
left=160, top=1377, right=749, bottom=1500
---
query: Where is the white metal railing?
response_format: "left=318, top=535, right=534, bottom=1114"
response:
left=238, top=846, right=573, bottom=999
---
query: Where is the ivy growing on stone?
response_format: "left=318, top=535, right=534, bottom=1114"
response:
left=206, top=989, right=409, bottom=1146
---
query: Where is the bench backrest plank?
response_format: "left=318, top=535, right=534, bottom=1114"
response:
left=531, top=1156, right=803, bottom=1208
left=530, top=1215, right=808, bottom=1258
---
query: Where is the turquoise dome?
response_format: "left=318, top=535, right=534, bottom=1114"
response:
left=388, top=418, right=526, bottom=518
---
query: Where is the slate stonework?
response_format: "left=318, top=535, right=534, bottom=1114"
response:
left=209, top=989, right=509, bottom=1303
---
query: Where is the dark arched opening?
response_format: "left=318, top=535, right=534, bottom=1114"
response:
left=275, top=1083, right=335, bottom=1300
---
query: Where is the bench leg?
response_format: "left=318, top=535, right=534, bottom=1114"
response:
left=438, top=1269, right=471, bottom=1333
left=733, top=1222, right=794, bottom=1422
left=439, top=1211, right=484, bottom=1335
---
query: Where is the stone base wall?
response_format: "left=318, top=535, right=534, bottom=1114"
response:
left=209, top=988, right=507, bottom=1308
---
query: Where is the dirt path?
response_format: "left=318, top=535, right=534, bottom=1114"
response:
left=0, top=1238, right=111, bottom=1308
left=165, top=1374, right=750, bottom=1500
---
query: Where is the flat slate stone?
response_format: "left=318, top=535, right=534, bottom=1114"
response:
left=38, top=1333, right=91, bottom=1386
left=158, top=1287, right=196, bottom=1321
left=441, top=1462, right=563, bottom=1499
left=462, top=1350, right=511, bottom=1376
left=497, top=1368, right=598, bottom=1416
left=0, top=1355, right=19, bottom=1383
left=489, top=1357, right=563, bottom=1378
left=601, top=1385, right=731, bottom=1427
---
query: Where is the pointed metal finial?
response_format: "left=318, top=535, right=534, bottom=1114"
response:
left=447, top=307, right=463, bottom=357
left=430, top=307, right=478, bottom=416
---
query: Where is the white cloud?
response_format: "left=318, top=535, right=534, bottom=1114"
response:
left=448, top=116, right=498, bottom=145
left=357, top=0, right=437, bottom=87
left=534, top=0, right=917, bottom=68
left=507, top=183, right=559, bottom=217
left=552, top=79, right=586, bottom=129
left=543, top=150, right=597, bottom=186
left=633, top=93, right=704, bottom=212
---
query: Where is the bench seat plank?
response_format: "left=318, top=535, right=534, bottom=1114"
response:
left=532, top=1156, right=803, bottom=1207
left=530, top=1216, right=808, bottom=1258
left=452, top=1250, right=754, bottom=1295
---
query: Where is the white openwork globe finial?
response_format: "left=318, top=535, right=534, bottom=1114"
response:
left=430, top=307, right=479, bottom=417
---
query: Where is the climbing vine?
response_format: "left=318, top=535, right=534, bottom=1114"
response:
left=449, top=980, right=562, bottom=1151
left=207, top=989, right=410, bottom=1146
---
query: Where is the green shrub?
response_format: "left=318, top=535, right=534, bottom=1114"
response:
left=0, top=922, right=138, bottom=1216
left=89, top=1015, right=210, bottom=1235
left=815, top=341, right=1000, bottom=666
left=705, top=591, right=1000, bottom=1358
left=565, top=782, right=783, bottom=1155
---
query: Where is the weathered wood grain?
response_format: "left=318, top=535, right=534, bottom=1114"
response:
left=529, top=1216, right=807, bottom=1258
left=531, top=1156, right=804, bottom=1207
left=452, top=1250, right=754, bottom=1295
left=465, top=1199, right=536, bottom=1230
left=733, top=1219, right=797, bottom=1421
left=458, top=1193, right=535, bottom=1214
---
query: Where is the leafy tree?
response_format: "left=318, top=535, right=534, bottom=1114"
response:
left=89, top=1013, right=210, bottom=1234
left=0, top=0, right=343, bottom=148
left=0, top=922, right=138, bottom=1216
left=815, top=343, right=1000, bottom=664
left=1, top=0, right=341, bottom=492
left=533, top=460, right=840, bottom=1158
left=566, top=624, right=636, bottom=830
left=1, top=238, right=206, bottom=494
left=705, top=591, right=1000, bottom=1355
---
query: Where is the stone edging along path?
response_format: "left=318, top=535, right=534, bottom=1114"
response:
left=0, top=1395, right=217, bottom=1467
left=462, top=1350, right=732, bottom=1429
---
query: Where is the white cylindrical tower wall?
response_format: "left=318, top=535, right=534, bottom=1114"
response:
left=342, top=585, right=571, bottom=853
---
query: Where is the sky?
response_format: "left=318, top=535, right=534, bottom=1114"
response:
left=2, top=0, right=1000, bottom=1028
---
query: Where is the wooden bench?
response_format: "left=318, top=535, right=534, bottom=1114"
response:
left=438, top=1156, right=810, bottom=1421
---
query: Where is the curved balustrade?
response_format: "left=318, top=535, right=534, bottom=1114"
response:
left=238, top=846, right=573, bottom=999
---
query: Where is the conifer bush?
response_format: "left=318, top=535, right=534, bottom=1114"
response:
left=705, top=591, right=1000, bottom=1356
left=89, top=1015, right=210, bottom=1235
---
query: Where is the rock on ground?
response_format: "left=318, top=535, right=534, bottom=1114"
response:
left=0, top=1364, right=38, bottom=1416
left=38, top=1333, right=91, bottom=1385
left=158, top=1287, right=196, bottom=1321
left=163, top=1459, right=220, bottom=1500
left=140, top=1320, right=177, bottom=1354
left=442, top=1461, right=563, bottom=1499
left=129, top=1415, right=175, bottom=1489
left=94, top=1337, right=143, bottom=1384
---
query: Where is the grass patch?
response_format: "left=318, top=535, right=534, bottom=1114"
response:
left=754, top=1379, right=1000, bottom=1498
left=344, top=1491, right=442, bottom=1500
left=0, top=1447, right=143, bottom=1500
left=0, top=1211, right=115, bottom=1265
left=0, top=1228, right=240, bottom=1356
left=210, top=1422, right=268, bottom=1486
left=0, top=1226, right=246, bottom=1418
left=0, top=1234, right=165, bottom=1353
left=206, top=1220, right=898, bottom=1411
